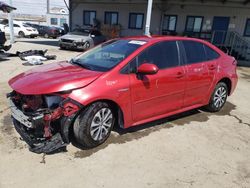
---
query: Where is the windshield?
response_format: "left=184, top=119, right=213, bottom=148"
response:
left=23, top=23, right=30, bottom=27
left=71, top=39, right=147, bottom=72
left=69, top=28, right=89, bottom=36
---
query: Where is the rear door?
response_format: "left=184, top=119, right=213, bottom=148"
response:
left=129, top=41, right=186, bottom=122
left=181, top=40, right=215, bottom=107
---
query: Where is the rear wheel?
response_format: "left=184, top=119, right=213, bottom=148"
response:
left=205, top=82, right=228, bottom=112
left=73, top=102, right=115, bottom=148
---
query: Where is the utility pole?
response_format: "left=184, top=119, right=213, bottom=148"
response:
left=145, top=0, right=153, bottom=36
left=47, top=0, right=50, bottom=14
left=8, top=0, right=15, bottom=44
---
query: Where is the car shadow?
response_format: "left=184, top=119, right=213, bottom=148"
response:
left=73, top=102, right=236, bottom=158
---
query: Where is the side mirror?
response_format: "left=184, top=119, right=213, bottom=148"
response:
left=137, top=63, right=159, bottom=75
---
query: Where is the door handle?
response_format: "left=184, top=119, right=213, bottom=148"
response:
left=176, top=72, right=184, bottom=78
left=208, top=64, right=216, bottom=70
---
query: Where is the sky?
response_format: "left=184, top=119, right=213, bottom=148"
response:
left=1, top=0, right=68, bottom=15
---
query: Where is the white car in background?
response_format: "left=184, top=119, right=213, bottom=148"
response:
left=0, top=21, right=39, bottom=38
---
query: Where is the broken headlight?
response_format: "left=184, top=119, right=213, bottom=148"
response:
left=44, top=95, right=64, bottom=109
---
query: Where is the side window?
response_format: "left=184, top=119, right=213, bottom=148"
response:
left=204, top=45, right=220, bottom=60
left=161, top=41, right=179, bottom=68
left=182, top=40, right=206, bottom=64
left=121, top=41, right=179, bottom=74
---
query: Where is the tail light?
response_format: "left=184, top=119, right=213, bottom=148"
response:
left=50, top=29, right=56, bottom=34
left=232, top=59, right=237, bottom=65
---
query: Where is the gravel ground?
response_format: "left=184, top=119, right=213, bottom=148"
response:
left=0, top=38, right=250, bottom=188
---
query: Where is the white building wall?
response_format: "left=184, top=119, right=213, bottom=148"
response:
left=71, top=2, right=250, bottom=40
left=46, top=13, right=69, bottom=27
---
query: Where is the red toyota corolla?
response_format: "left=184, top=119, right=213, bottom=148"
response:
left=8, top=36, right=238, bottom=153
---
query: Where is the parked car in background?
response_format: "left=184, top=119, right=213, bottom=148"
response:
left=59, top=28, right=106, bottom=50
left=26, top=23, right=62, bottom=39
left=0, top=2, right=16, bottom=52
left=7, top=36, right=238, bottom=153
left=0, top=21, right=38, bottom=38
left=0, top=30, right=11, bottom=51
left=54, top=26, right=64, bottom=36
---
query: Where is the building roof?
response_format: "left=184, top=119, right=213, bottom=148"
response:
left=71, top=0, right=250, bottom=7
left=50, top=7, right=68, bottom=14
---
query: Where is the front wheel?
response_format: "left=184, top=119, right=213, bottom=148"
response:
left=205, top=82, right=228, bottom=112
left=73, top=102, right=115, bottom=148
left=18, top=31, right=25, bottom=38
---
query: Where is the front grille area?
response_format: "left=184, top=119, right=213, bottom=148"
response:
left=61, top=39, right=74, bottom=43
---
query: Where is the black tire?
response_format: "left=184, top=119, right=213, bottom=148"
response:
left=59, top=45, right=66, bottom=50
left=205, top=82, right=228, bottom=112
left=18, top=31, right=25, bottom=38
left=73, top=102, right=115, bottom=148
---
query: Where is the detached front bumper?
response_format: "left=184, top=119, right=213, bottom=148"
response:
left=13, top=119, right=67, bottom=154
left=59, top=40, right=88, bottom=50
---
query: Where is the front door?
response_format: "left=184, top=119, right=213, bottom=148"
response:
left=129, top=41, right=186, bottom=122
left=212, top=16, right=230, bottom=45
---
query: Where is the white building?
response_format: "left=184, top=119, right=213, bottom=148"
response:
left=46, top=7, right=69, bottom=27
left=69, top=0, right=250, bottom=60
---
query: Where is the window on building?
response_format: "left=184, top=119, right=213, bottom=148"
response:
left=185, top=16, right=203, bottom=32
left=60, top=18, right=67, bottom=27
left=83, top=10, right=96, bottom=26
left=105, top=12, right=118, bottom=25
left=244, top=19, right=250, bottom=37
left=182, top=40, right=206, bottom=64
left=50, top=18, right=58, bottom=25
left=162, top=15, right=177, bottom=32
left=129, top=13, right=144, bottom=29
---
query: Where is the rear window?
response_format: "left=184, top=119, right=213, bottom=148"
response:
left=182, top=40, right=206, bottom=64
left=204, top=45, right=220, bottom=60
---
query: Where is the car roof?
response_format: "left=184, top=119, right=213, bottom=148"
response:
left=121, top=35, right=223, bottom=55
left=122, top=35, right=208, bottom=43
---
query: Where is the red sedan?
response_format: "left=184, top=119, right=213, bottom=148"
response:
left=8, top=36, right=238, bottom=153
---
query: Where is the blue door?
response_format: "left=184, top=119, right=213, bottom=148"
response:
left=212, top=17, right=230, bottom=44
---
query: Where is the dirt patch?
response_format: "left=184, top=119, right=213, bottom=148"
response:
left=74, top=122, right=174, bottom=158
left=240, top=73, right=250, bottom=82
left=1, top=115, right=24, bottom=150
left=1, top=115, right=14, bottom=135
left=74, top=102, right=237, bottom=158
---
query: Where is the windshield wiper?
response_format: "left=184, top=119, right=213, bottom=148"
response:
left=70, top=59, right=93, bottom=70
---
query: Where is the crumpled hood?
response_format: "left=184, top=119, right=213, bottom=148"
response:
left=60, top=34, right=90, bottom=42
left=9, top=61, right=103, bottom=95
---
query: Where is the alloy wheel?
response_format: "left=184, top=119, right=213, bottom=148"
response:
left=90, top=108, right=113, bottom=141
left=213, top=86, right=227, bottom=108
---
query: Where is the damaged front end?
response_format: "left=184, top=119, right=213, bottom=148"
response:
left=7, top=91, right=82, bottom=154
